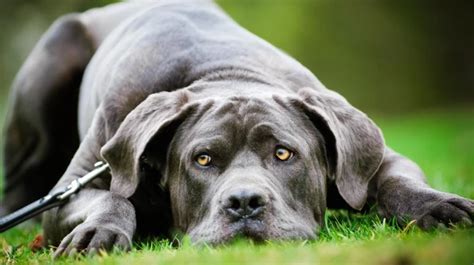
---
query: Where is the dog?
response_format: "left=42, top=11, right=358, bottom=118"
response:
left=2, top=0, right=473, bottom=256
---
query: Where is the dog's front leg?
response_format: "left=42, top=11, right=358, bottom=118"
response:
left=369, top=147, right=473, bottom=229
left=43, top=188, right=136, bottom=256
left=42, top=111, right=136, bottom=256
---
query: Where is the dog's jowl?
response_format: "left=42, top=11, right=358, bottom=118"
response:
left=1, top=0, right=473, bottom=255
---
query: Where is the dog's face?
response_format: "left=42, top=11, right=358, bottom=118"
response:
left=166, top=94, right=327, bottom=244
left=102, top=83, right=385, bottom=245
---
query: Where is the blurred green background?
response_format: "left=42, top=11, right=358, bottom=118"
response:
left=0, top=0, right=473, bottom=189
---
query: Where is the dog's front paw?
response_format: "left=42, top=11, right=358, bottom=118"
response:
left=416, top=196, right=474, bottom=230
left=378, top=187, right=474, bottom=230
left=54, top=222, right=132, bottom=257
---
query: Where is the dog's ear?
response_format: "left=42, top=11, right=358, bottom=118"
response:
left=101, top=91, right=196, bottom=198
left=292, top=87, right=385, bottom=210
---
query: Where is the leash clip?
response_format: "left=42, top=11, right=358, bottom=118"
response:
left=58, top=161, right=109, bottom=200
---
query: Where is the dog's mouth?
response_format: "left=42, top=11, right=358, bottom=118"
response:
left=229, top=218, right=268, bottom=242
left=202, top=218, right=269, bottom=245
left=188, top=214, right=318, bottom=246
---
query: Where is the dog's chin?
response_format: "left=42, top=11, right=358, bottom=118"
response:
left=226, top=219, right=267, bottom=243
left=199, top=219, right=268, bottom=246
left=190, top=218, right=316, bottom=246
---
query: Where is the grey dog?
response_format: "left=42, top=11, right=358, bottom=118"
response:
left=1, top=0, right=473, bottom=256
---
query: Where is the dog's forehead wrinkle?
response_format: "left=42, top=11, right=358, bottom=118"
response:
left=227, top=149, right=263, bottom=168
left=184, top=96, right=274, bottom=142
left=208, top=96, right=271, bottom=120
left=187, top=136, right=232, bottom=158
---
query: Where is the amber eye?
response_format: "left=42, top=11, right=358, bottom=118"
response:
left=275, top=147, right=294, bottom=161
left=195, top=153, right=212, bottom=167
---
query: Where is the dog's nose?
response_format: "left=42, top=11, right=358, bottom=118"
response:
left=224, top=189, right=267, bottom=220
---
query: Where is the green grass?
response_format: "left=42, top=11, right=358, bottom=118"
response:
left=1, top=109, right=473, bottom=264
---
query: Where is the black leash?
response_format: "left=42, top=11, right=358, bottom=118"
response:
left=0, top=161, right=109, bottom=233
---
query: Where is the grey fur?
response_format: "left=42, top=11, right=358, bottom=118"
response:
left=1, top=0, right=472, bottom=256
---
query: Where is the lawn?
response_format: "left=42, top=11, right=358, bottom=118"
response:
left=0, top=109, right=473, bottom=265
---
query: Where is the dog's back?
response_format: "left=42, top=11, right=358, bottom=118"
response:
left=78, top=0, right=321, bottom=137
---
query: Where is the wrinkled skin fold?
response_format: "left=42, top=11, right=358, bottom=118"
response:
left=1, top=0, right=472, bottom=256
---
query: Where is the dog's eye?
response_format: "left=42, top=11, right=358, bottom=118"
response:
left=275, top=147, right=294, bottom=161
left=195, top=153, right=212, bottom=167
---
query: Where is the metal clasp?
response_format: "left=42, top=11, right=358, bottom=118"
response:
left=57, top=161, right=109, bottom=200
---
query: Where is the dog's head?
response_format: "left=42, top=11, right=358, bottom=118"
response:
left=101, top=82, right=384, bottom=244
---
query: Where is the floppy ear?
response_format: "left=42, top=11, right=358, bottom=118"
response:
left=294, top=87, right=385, bottom=210
left=100, top=91, right=195, bottom=198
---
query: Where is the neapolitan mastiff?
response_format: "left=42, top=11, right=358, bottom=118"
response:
left=2, top=0, right=473, bottom=256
